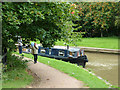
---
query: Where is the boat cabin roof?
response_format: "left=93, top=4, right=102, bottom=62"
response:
left=53, top=46, right=81, bottom=52
left=68, top=48, right=80, bottom=52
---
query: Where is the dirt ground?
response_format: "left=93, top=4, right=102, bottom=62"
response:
left=17, top=55, right=88, bottom=88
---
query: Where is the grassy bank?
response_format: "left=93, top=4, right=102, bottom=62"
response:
left=15, top=52, right=113, bottom=88
left=30, top=37, right=118, bottom=49
left=3, top=69, right=33, bottom=88
left=56, top=37, right=119, bottom=49
left=2, top=53, right=33, bottom=88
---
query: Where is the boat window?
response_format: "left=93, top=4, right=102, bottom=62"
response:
left=69, top=52, right=75, bottom=56
left=49, top=49, right=51, bottom=55
left=59, top=50, right=65, bottom=56
left=41, top=49, right=46, bottom=54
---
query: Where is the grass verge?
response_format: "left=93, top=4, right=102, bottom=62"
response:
left=2, top=69, right=33, bottom=88
left=56, top=37, right=119, bottom=49
left=2, top=52, right=33, bottom=88
left=14, top=52, right=115, bottom=88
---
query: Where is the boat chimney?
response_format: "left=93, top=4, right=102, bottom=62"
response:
left=67, top=45, right=69, bottom=50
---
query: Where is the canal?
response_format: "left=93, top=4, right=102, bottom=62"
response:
left=85, top=52, right=118, bottom=86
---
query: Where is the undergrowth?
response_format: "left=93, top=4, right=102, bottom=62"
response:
left=2, top=52, right=33, bottom=88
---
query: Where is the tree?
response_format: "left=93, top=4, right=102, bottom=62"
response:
left=73, top=2, right=119, bottom=37
left=2, top=2, right=78, bottom=50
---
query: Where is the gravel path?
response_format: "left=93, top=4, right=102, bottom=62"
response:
left=20, top=56, right=88, bottom=88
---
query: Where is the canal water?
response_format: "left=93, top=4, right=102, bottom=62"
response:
left=85, top=52, right=118, bottom=86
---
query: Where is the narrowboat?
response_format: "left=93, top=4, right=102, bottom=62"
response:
left=23, top=46, right=88, bottom=68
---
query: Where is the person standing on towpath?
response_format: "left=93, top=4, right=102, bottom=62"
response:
left=17, top=37, right=23, bottom=54
left=30, top=42, right=38, bottom=64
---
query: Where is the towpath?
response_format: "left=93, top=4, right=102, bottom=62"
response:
left=15, top=55, right=88, bottom=88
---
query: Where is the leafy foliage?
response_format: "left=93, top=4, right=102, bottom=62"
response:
left=2, top=52, right=32, bottom=88
left=73, top=2, right=119, bottom=37
left=2, top=2, right=78, bottom=49
left=3, top=52, right=28, bottom=71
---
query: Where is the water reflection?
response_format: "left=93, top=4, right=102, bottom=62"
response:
left=85, top=52, right=118, bottom=86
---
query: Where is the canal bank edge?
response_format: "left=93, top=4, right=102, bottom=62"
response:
left=54, top=46, right=119, bottom=54
left=38, top=44, right=119, bottom=54
left=56, top=46, right=120, bottom=54
left=79, top=47, right=120, bottom=54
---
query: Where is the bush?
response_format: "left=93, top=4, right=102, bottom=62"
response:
left=2, top=52, right=33, bottom=88
left=5, top=52, right=28, bottom=71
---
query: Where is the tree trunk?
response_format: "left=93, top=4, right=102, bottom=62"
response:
left=101, top=32, right=103, bottom=37
left=100, top=29, right=103, bottom=37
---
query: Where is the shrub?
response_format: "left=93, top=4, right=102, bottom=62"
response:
left=3, top=52, right=28, bottom=71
